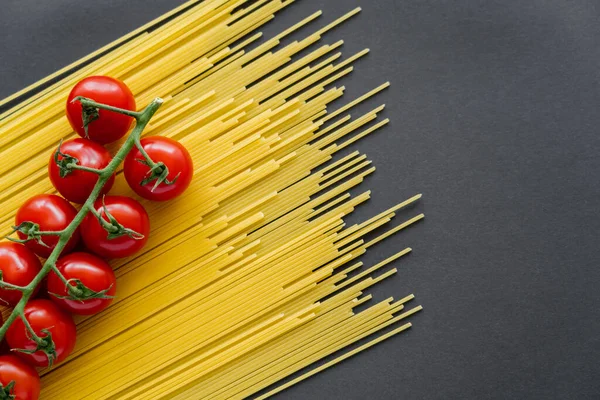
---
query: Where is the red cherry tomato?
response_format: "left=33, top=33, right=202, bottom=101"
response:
left=47, top=252, right=116, bottom=315
left=124, top=136, right=193, bottom=201
left=6, top=299, right=76, bottom=367
left=81, top=196, right=150, bottom=259
left=0, top=243, right=42, bottom=306
left=15, top=195, right=80, bottom=258
left=66, top=76, right=136, bottom=144
left=0, top=355, right=41, bottom=400
left=48, top=138, right=115, bottom=204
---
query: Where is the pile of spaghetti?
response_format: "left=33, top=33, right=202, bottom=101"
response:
left=0, top=0, right=423, bottom=398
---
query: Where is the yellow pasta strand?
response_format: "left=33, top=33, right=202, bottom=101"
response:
left=0, top=2, right=425, bottom=399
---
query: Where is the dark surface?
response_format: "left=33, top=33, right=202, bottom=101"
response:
left=2, top=1, right=600, bottom=399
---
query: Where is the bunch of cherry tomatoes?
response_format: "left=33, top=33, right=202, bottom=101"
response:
left=0, top=76, right=192, bottom=399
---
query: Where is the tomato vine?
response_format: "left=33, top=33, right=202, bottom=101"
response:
left=0, top=96, right=165, bottom=365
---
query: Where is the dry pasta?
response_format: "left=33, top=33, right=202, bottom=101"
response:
left=0, top=1, right=423, bottom=398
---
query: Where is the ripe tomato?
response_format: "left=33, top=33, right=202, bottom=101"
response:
left=124, top=136, right=193, bottom=201
left=81, top=196, right=150, bottom=259
left=0, top=243, right=42, bottom=306
left=0, top=355, right=40, bottom=400
left=15, top=195, right=80, bottom=258
left=48, top=138, right=115, bottom=203
left=66, top=76, right=136, bottom=144
left=6, top=299, right=76, bottom=367
left=47, top=252, right=116, bottom=315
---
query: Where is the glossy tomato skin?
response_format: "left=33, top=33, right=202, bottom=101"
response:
left=6, top=299, right=76, bottom=367
left=124, top=136, right=193, bottom=201
left=66, top=76, right=136, bottom=144
left=81, top=196, right=150, bottom=259
left=0, top=355, right=41, bottom=400
left=47, top=252, right=116, bottom=315
left=15, top=195, right=80, bottom=258
left=48, top=138, right=115, bottom=203
left=0, top=243, right=42, bottom=306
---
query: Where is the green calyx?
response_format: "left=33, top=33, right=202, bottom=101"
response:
left=82, top=106, right=99, bottom=137
left=81, top=107, right=99, bottom=139
left=51, top=279, right=114, bottom=302
left=14, top=328, right=57, bottom=368
left=137, top=159, right=180, bottom=192
left=54, top=139, right=79, bottom=178
left=96, top=197, right=144, bottom=241
left=0, top=381, right=16, bottom=400
left=6, top=222, right=50, bottom=247
left=71, top=96, right=100, bottom=138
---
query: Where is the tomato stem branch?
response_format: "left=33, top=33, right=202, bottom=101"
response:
left=73, top=96, right=142, bottom=119
left=66, top=163, right=103, bottom=175
left=134, top=138, right=158, bottom=168
left=20, top=314, right=46, bottom=347
left=37, top=230, right=66, bottom=236
left=0, top=283, right=25, bottom=291
left=0, top=97, right=163, bottom=345
left=0, top=276, right=26, bottom=291
left=49, top=264, right=83, bottom=297
left=134, top=137, right=178, bottom=191
left=89, top=207, right=119, bottom=233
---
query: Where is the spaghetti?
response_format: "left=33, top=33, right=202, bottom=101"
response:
left=0, top=1, right=423, bottom=398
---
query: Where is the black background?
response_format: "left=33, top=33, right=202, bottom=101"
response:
left=2, top=1, right=600, bottom=399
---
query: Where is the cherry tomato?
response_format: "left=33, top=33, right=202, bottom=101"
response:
left=48, top=138, right=115, bottom=204
left=6, top=299, right=76, bottom=367
left=47, top=252, right=116, bottom=315
left=66, top=76, right=136, bottom=144
left=15, top=195, right=80, bottom=258
left=81, top=196, right=150, bottom=259
left=0, top=355, right=40, bottom=400
left=124, top=136, right=193, bottom=201
left=0, top=243, right=42, bottom=306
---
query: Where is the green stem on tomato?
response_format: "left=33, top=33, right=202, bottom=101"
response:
left=0, top=381, right=16, bottom=398
left=0, top=97, right=163, bottom=343
left=0, top=281, right=26, bottom=292
left=134, top=136, right=178, bottom=191
left=49, top=264, right=83, bottom=298
left=72, top=96, right=142, bottom=119
left=134, top=138, right=159, bottom=169
left=20, top=312, right=46, bottom=346
left=36, top=230, right=66, bottom=236
left=88, top=207, right=119, bottom=233
left=65, top=163, right=104, bottom=175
